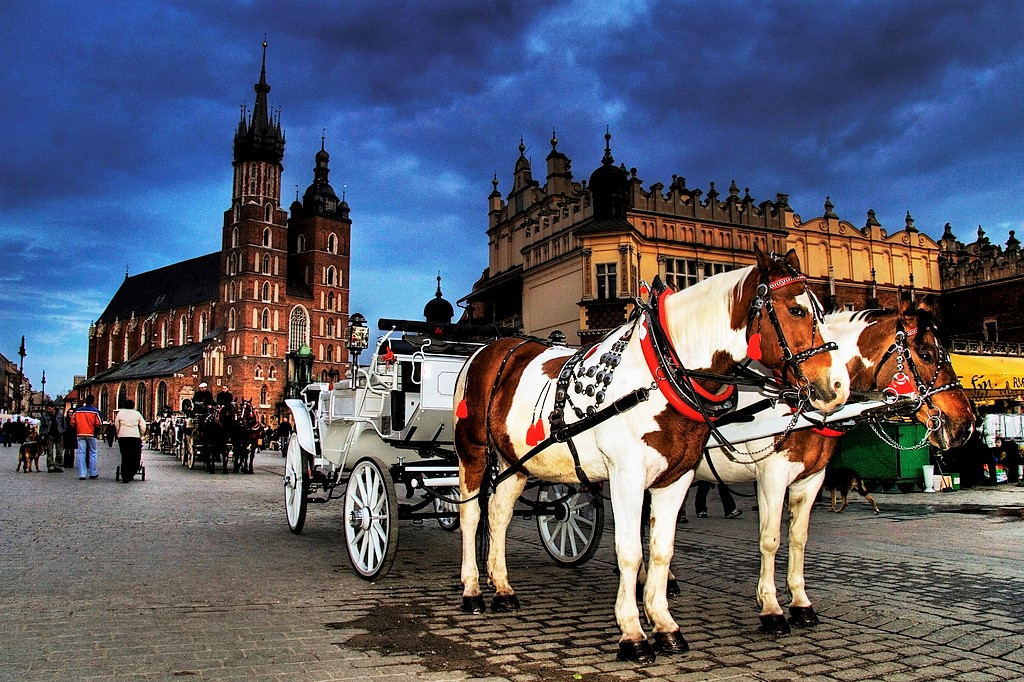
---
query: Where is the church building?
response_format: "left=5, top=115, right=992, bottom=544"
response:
left=78, top=45, right=351, bottom=420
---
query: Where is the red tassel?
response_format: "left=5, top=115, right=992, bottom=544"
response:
left=888, top=373, right=915, bottom=395
left=747, top=333, right=762, bottom=361
left=455, top=399, right=468, bottom=419
left=525, top=418, right=546, bottom=446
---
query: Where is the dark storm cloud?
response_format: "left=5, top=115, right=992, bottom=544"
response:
left=3, top=0, right=1024, bottom=393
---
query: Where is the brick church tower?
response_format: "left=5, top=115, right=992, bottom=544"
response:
left=221, top=40, right=291, bottom=405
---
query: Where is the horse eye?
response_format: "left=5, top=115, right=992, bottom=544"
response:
left=918, top=349, right=934, bottom=363
left=788, top=306, right=806, bottom=317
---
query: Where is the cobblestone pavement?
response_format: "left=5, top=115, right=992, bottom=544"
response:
left=2, top=443, right=1023, bottom=681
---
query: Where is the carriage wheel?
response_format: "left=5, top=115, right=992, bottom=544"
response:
left=434, top=486, right=460, bottom=532
left=536, top=483, right=605, bottom=567
left=344, top=456, right=399, bottom=580
left=284, top=434, right=309, bottom=534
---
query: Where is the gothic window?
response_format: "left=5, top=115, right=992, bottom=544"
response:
left=123, top=334, right=129, bottom=362
left=260, top=385, right=268, bottom=407
left=328, top=233, right=337, bottom=254
left=160, top=322, right=167, bottom=348
left=99, top=386, right=109, bottom=417
left=327, top=292, right=334, bottom=311
left=255, top=364, right=263, bottom=379
left=229, top=308, right=236, bottom=330
left=264, top=205, right=271, bottom=223
left=320, top=369, right=328, bottom=381
left=136, top=383, right=147, bottom=418
left=269, top=366, right=277, bottom=379
left=261, top=308, right=270, bottom=330
left=288, top=306, right=309, bottom=351
left=232, top=227, right=239, bottom=248
left=179, top=315, right=187, bottom=346
left=327, top=344, right=334, bottom=363
left=233, top=205, right=239, bottom=223
left=326, top=318, right=335, bottom=337
left=297, top=234, right=305, bottom=252
left=229, top=253, right=237, bottom=275
left=229, top=282, right=235, bottom=301
left=262, top=254, right=270, bottom=274
left=117, top=383, right=127, bottom=409
left=262, top=282, right=270, bottom=301
left=262, top=337, right=269, bottom=356
left=199, top=312, right=208, bottom=340
left=326, top=266, right=336, bottom=286
left=263, top=227, right=271, bottom=246
left=596, top=263, right=617, bottom=300
left=157, top=381, right=167, bottom=413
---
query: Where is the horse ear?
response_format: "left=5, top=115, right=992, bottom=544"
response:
left=916, top=293, right=940, bottom=320
left=753, top=242, right=772, bottom=272
left=783, top=248, right=802, bottom=274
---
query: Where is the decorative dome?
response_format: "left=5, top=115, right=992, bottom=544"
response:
left=588, top=128, right=629, bottom=219
left=423, top=274, right=454, bottom=324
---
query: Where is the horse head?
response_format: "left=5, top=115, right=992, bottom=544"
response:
left=892, top=296, right=974, bottom=449
left=744, top=246, right=850, bottom=414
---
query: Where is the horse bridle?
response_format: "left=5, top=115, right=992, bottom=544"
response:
left=748, top=269, right=838, bottom=398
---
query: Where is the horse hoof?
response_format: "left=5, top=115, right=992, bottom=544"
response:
left=652, top=629, right=688, bottom=654
left=491, top=594, right=521, bottom=612
left=616, top=639, right=656, bottom=664
left=666, top=578, right=680, bottom=597
left=757, top=614, right=791, bottom=635
left=788, top=605, right=820, bottom=627
left=461, top=596, right=486, bottom=614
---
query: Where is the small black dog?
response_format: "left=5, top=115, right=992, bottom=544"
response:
left=822, top=467, right=880, bottom=514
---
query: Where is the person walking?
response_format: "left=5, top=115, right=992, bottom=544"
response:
left=62, top=405, right=77, bottom=468
left=695, top=481, right=742, bottom=519
left=70, top=395, right=103, bottom=479
left=41, top=402, right=64, bottom=473
left=276, top=416, right=292, bottom=457
left=113, top=400, right=147, bottom=483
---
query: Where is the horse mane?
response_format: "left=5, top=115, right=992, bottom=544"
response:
left=662, top=265, right=754, bottom=369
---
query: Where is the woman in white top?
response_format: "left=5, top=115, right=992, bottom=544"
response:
left=113, top=400, right=147, bottom=482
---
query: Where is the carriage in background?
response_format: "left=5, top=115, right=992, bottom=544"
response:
left=282, top=318, right=605, bottom=580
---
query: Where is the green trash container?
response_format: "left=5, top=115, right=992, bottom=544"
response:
left=830, top=422, right=930, bottom=492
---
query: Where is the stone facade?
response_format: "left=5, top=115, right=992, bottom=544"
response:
left=79, top=46, right=351, bottom=420
left=939, top=224, right=1024, bottom=347
left=462, top=132, right=938, bottom=344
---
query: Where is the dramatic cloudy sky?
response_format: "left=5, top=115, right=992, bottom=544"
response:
left=3, top=0, right=1024, bottom=395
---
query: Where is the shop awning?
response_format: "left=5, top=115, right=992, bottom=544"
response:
left=951, top=353, right=1024, bottom=399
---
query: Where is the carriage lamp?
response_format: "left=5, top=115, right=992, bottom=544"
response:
left=345, top=313, right=369, bottom=381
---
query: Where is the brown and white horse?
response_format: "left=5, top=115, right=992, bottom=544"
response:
left=453, top=247, right=850, bottom=663
left=693, top=296, right=974, bottom=634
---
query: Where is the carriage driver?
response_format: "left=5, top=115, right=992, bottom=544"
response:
left=192, top=382, right=214, bottom=413
left=216, top=386, right=234, bottom=408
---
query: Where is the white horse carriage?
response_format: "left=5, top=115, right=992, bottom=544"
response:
left=282, top=318, right=606, bottom=580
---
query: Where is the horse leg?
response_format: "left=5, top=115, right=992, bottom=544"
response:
left=755, top=464, right=791, bottom=634
left=609, top=473, right=656, bottom=663
left=487, top=471, right=528, bottom=612
left=644, top=475, right=692, bottom=654
left=786, top=469, right=826, bottom=627
left=458, top=458, right=487, bottom=614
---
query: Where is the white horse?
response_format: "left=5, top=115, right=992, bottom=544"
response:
left=686, top=298, right=975, bottom=633
left=453, top=247, right=850, bottom=663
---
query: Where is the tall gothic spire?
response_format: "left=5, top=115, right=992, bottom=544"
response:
left=233, top=39, right=286, bottom=166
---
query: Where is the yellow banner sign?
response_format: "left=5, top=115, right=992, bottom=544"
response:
left=951, top=353, right=1024, bottom=397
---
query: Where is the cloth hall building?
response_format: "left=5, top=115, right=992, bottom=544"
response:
left=78, top=47, right=351, bottom=420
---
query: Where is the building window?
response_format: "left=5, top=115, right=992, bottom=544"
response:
left=263, top=227, right=271, bottom=246
left=328, top=233, right=337, bottom=254
left=269, top=366, right=277, bottom=380
left=297, top=234, right=305, bottom=252
left=161, top=322, right=167, bottom=348
left=984, top=319, right=998, bottom=342
left=327, top=344, right=334, bottom=363
left=261, top=337, right=269, bottom=356
left=117, top=383, right=127, bottom=409
left=260, top=385, right=268, bottom=407
left=261, top=308, right=270, bottom=330
left=264, top=205, right=271, bottom=223
left=123, top=335, right=129, bottom=362
left=327, top=292, right=335, bottom=311
left=231, top=227, right=239, bottom=248
left=596, top=263, right=617, bottom=300
left=229, top=308, right=236, bottom=330
left=255, top=364, right=263, bottom=379
left=262, top=254, right=270, bottom=274
left=326, top=266, right=336, bottom=286
left=289, top=306, right=309, bottom=351
left=157, top=381, right=167, bottom=413
left=179, top=315, right=187, bottom=345
left=199, top=312, right=208, bottom=340
left=664, top=258, right=733, bottom=290
left=262, top=282, right=270, bottom=301
left=326, top=317, right=335, bottom=337
left=99, top=386, right=109, bottom=418
left=136, top=383, right=147, bottom=418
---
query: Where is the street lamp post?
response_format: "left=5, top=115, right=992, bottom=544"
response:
left=41, top=370, right=46, bottom=410
left=345, top=313, right=368, bottom=385
left=15, top=336, right=25, bottom=415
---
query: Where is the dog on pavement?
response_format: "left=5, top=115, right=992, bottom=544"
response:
left=17, top=439, right=43, bottom=472
left=822, top=467, right=880, bottom=514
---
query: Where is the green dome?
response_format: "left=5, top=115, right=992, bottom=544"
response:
left=296, top=343, right=313, bottom=357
